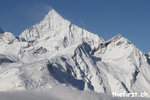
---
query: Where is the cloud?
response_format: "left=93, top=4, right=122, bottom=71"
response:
left=14, top=2, right=52, bottom=22
left=79, top=20, right=87, bottom=30
left=0, top=85, right=149, bottom=100
left=0, top=86, right=100, bottom=100
left=28, top=2, right=52, bottom=21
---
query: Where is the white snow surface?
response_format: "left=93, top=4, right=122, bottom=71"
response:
left=0, top=9, right=150, bottom=98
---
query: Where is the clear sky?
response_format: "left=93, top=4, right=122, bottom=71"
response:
left=0, top=0, right=150, bottom=52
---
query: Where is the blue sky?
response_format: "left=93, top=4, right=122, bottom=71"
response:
left=0, top=0, right=150, bottom=52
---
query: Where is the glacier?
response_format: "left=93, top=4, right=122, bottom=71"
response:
left=0, top=9, right=150, bottom=99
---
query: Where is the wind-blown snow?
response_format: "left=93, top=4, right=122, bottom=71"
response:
left=0, top=27, right=4, bottom=34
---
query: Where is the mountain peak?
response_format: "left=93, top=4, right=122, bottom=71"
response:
left=44, top=8, right=64, bottom=21
left=47, top=9, right=59, bottom=16
left=104, top=34, right=133, bottom=48
left=19, top=8, right=68, bottom=41
left=106, top=34, right=122, bottom=43
left=0, top=27, right=4, bottom=34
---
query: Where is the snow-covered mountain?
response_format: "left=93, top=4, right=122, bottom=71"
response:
left=0, top=9, right=150, bottom=96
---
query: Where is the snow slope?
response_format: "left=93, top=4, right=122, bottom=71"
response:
left=0, top=9, right=150, bottom=98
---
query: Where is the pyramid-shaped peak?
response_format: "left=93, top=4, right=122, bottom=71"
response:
left=45, top=8, right=64, bottom=19
left=47, top=9, right=58, bottom=15
left=19, top=8, right=70, bottom=42
left=19, top=8, right=101, bottom=43
left=0, top=27, right=4, bottom=34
